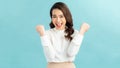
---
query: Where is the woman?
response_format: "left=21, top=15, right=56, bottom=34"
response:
left=36, top=2, right=90, bottom=68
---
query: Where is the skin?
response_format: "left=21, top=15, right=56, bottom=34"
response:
left=36, top=9, right=90, bottom=36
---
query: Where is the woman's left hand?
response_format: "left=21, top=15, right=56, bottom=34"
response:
left=79, top=23, right=90, bottom=35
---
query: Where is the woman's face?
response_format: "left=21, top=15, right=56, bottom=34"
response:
left=52, top=9, right=66, bottom=30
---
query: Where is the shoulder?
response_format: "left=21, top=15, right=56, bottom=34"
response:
left=45, top=28, right=55, bottom=34
left=71, top=29, right=79, bottom=37
left=73, top=29, right=79, bottom=34
left=74, top=29, right=79, bottom=33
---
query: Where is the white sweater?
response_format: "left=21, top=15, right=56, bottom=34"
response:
left=40, top=28, right=84, bottom=62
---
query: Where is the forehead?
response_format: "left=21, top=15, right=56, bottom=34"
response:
left=52, top=9, right=64, bottom=15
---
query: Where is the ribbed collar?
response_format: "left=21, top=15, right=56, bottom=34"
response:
left=53, top=28, right=65, bottom=33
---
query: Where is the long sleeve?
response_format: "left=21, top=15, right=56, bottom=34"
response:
left=67, top=34, right=84, bottom=57
left=39, top=28, right=84, bottom=62
left=40, top=34, right=55, bottom=60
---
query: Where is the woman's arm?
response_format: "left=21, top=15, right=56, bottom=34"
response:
left=67, top=23, right=90, bottom=57
left=36, top=25, right=55, bottom=59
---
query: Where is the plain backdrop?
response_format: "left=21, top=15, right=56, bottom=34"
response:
left=0, top=0, right=120, bottom=68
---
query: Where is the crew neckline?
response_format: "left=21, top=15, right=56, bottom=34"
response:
left=53, top=28, right=65, bottom=32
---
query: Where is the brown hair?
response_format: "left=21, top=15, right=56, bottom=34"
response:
left=49, top=2, right=74, bottom=41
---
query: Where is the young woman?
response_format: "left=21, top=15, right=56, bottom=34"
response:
left=36, top=2, right=90, bottom=68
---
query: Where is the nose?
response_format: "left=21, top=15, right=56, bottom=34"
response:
left=57, top=17, right=60, bottom=22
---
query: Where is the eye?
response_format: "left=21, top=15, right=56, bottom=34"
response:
left=59, top=15, right=64, bottom=18
left=52, top=15, right=56, bottom=18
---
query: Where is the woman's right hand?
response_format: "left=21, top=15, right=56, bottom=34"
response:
left=36, top=25, right=45, bottom=36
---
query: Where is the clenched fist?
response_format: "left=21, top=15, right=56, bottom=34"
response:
left=36, top=25, right=45, bottom=36
left=79, top=23, right=90, bottom=35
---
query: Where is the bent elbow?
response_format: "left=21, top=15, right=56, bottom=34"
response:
left=67, top=51, right=76, bottom=57
left=47, top=53, right=55, bottom=59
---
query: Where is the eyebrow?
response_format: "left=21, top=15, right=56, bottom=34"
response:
left=52, top=14, right=64, bottom=16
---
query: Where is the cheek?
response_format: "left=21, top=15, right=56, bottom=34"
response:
left=63, top=19, right=66, bottom=24
left=52, top=18, right=56, bottom=22
left=51, top=19, right=56, bottom=25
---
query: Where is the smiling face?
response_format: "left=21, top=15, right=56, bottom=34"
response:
left=51, top=9, right=66, bottom=30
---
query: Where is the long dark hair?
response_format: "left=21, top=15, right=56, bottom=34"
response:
left=49, top=2, right=74, bottom=41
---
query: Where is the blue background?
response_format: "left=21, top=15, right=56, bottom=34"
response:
left=0, top=0, right=120, bottom=68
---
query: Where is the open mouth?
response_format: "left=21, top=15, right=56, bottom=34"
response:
left=55, top=23, right=63, bottom=28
